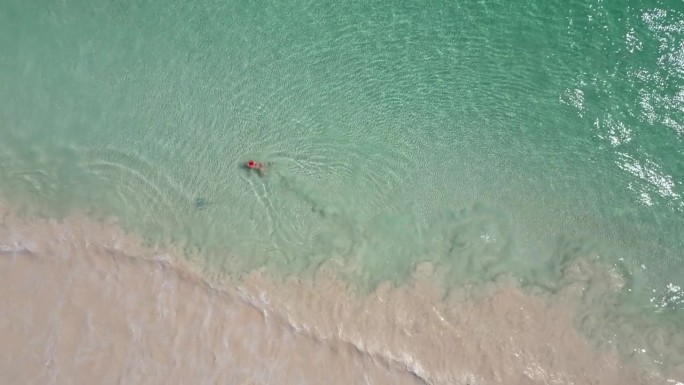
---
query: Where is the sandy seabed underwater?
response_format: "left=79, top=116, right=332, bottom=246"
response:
left=2, top=0, right=684, bottom=383
left=1, top=203, right=682, bottom=385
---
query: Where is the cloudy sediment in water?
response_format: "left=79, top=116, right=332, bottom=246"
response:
left=2, top=205, right=681, bottom=384
left=1, top=0, right=683, bottom=383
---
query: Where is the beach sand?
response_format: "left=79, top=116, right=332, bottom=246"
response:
left=0, top=203, right=679, bottom=384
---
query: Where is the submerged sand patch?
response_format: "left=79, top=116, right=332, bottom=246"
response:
left=0, top=204, right=680, bottom=384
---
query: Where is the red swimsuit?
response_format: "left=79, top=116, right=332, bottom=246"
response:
left=247, top=160, right=266, bottom=171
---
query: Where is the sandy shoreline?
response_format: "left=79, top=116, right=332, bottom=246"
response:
left=0, top=204, right=680, bottom=384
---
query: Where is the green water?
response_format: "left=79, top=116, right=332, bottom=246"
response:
left=1, top=0, right=683, bottom=367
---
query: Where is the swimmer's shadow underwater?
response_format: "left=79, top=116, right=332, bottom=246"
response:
left=193, top=197, right=210, bottom=211
left=191, top=161, right=268, bottom=211
left=193, top=160, right=272, bottom=211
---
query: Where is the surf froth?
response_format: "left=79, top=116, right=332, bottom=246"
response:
left=1, top=203, right=682, bottom=384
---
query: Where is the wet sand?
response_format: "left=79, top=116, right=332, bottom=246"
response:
left=0, top=203, right=680, bottom=384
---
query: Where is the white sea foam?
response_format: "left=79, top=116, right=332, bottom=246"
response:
left=1, top=203, right=682, bottom=384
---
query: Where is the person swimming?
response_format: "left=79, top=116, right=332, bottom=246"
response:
left=246, top=160, right=267, bottom=175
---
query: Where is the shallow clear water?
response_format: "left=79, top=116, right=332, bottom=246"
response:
left=1, top=0, right=683, bottom=380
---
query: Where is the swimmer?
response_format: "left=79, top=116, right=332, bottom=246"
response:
left=246, top=160, right=267, bottom=175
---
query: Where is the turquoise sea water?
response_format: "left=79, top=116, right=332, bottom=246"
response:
left=1, top=0, right=683, bottom=374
